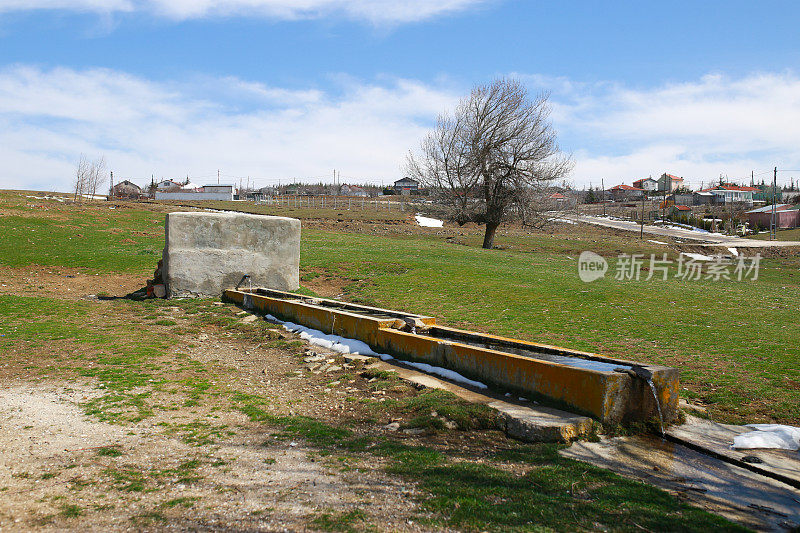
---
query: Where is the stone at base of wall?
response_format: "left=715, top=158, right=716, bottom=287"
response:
left=153, top=284, right=166, bottom=298
left=163, top=212, right=300, bottom=297
left=491, top=402, right=595, bottom=443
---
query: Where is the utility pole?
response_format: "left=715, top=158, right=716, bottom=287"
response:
left=601, top=178, right=605, bottom=216
left=640, top=193, right=645, bottom=240
left=109, top=171, right=113, bottom=200
left=771, top=166, right=777, bottom=240
left=217, top=169, right=220, bottom=185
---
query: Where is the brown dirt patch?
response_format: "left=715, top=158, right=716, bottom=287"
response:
left=0, top=265, right=144, bottom=300
left=301, top=268, right=350, bottom=299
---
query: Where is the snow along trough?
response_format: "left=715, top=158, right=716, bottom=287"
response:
left=266, top=314, right=487, bottom=390
left=224, top=287, right=679, bottom=426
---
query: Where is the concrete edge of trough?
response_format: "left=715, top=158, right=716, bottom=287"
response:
left=354, top=355, right=596, bottom=443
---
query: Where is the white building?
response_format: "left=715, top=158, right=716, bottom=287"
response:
left=632, top=177, right=658, bottom=191
left=156, top=179, right=181, bottom=191
left=697, top=184, right=759, bottom=206
left=155, top=184, right=234, bottom=201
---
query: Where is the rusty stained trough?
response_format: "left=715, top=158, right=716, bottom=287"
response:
left=224, top=287, right=679, bottom=426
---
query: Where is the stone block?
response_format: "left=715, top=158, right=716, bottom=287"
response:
left=163, top=212, right=300, bottom=297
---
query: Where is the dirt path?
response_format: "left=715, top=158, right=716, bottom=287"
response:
left=0, top=381, right=426, bottom=532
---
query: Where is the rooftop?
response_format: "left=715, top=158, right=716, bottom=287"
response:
left=700, top=184, right=760, bottom=193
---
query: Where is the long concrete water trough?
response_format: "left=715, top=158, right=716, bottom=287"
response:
left=224, top=287, right=679, bottom=426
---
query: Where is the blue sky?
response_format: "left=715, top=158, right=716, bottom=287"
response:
left=2, top=0, right=800, bottom=191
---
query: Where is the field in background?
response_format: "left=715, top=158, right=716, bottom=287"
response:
left=151, top=197, right=410, bottom=222
left=3, top=191, right=799, bottom=425
left=750, top=227, right=800, bottom=241
left=0, top=189, right=753, bottom=532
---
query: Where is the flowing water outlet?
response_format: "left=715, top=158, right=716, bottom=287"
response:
left=647, top=379, right=666, bottom=436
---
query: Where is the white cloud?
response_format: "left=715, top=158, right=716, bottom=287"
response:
left=0, top=0, right=490, bottom=24
left=532, top=72, right=800, bottom=187
left=3, top=67, right=800, bottom=193
left=0, top=65, right=458, bottom=192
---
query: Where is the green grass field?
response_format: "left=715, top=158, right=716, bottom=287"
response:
left=750, top=227, right=800, bottom=241
left=0, top=191, right=772, bottom=530
left=2, top=191, right=798, bottom=425
left=299, top=228, right=800, bottom=424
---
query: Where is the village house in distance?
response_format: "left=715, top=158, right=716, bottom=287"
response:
left=584, top=171, right=800, bottom=233
left=393, top=177, right=419, bottom=195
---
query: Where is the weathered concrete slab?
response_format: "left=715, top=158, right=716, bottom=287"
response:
left=489, top=401, right=594, bottom=443
left=164, top=212, right=300, bottom=297
left=561, top=436, right=800, bottom=531
left=363, top=360, right=594, bottom=443
left=667, top=415, right=800, bottom=488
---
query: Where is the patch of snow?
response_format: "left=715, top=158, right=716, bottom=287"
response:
left=26, top=195, right=66, bottom=202
left=415, top=214, right=443, bottom=228
left=264, top=314, right=488, bottom=389
left=547, top=217, right=576, bottom=225
left=682, top=252, right=713, bottom=261
left=659, top=222, right=710, bottom=233
left=648, top=240, right=668, bottom=245
left=403, top=361, right=487, bottom=389
left=732, top=424, right=800, bottom=451
left=266, top=315, right=379, bottom=357
left=727, top=247, right=738, bottom=257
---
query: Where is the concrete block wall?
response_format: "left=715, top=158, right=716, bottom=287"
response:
left=164, top=212, right=300, bottom=297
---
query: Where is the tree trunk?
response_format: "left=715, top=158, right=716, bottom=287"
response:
left=482, top=222, right=499, bottom=249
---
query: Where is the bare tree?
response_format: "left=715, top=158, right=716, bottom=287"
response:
left=73, top=154, right=91, bottom=203
left=406, top=78, right=572, bottom=248
left=88, top=155, right=107, bottom=198
left=72, top=155, right=107, bottom=202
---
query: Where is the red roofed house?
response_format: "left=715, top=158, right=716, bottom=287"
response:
left=609, top=184, right=645, bottom=201
left=657, top=173, right=684, bottom=192
left=632, top=177, right=658, bottom=191
left=699, top=183, right=760, bottom=206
